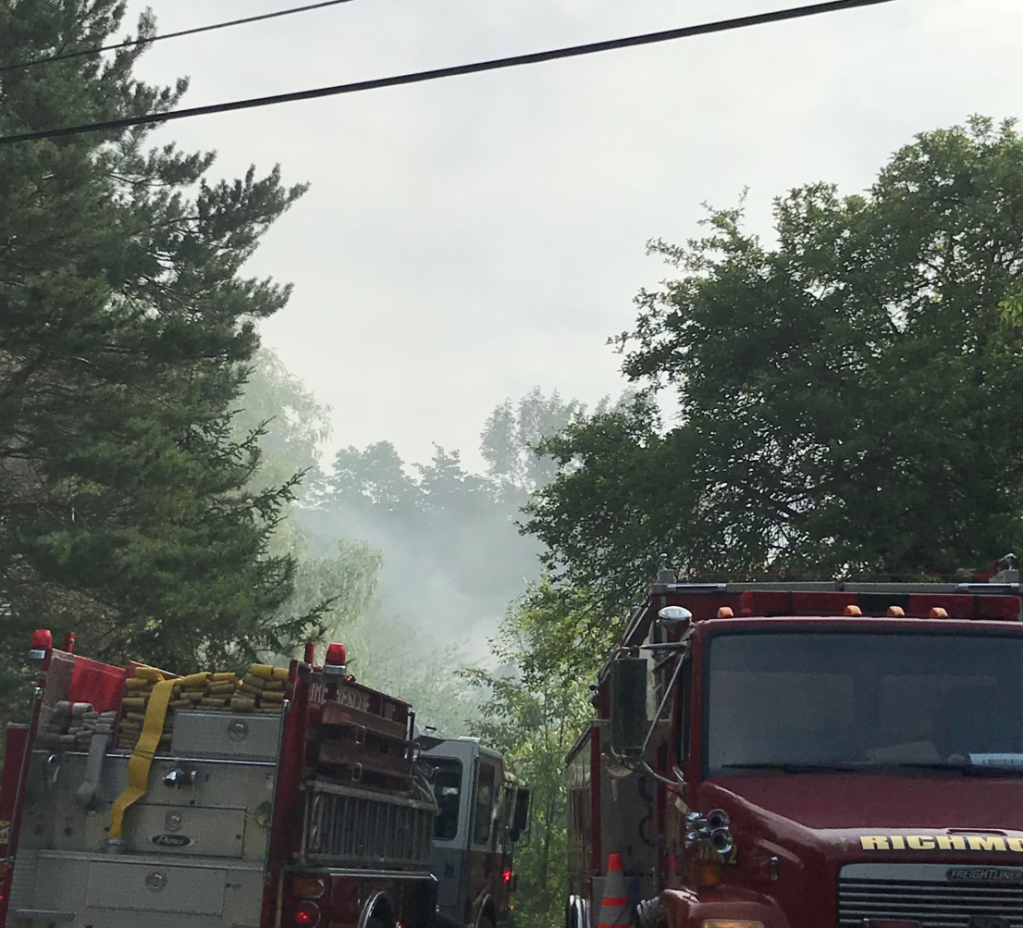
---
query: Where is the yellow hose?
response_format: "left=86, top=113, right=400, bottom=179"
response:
left=107, top=677, right=174, bottom=840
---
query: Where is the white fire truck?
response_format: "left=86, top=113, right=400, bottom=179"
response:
left=421, top=737, right=530, bottom=928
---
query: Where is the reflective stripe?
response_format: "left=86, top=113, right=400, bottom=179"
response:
left=107, top=677, right=174, bottom=840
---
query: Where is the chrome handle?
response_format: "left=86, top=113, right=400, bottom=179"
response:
left=162, top=767, right=196, bottom=788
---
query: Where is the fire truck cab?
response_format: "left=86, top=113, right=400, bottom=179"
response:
left=567, top=561, right=1023, bottom=928
left=421, top=737, right=530, bottom=928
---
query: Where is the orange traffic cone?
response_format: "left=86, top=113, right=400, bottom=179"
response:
left=597, top=854, right=630, bottom=928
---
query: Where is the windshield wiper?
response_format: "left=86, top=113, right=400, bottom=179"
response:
left=721, top=762, right=859, bottom=774
left=877, top=762, right=1023, bottom=777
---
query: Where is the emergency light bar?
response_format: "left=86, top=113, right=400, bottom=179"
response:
left=646, top=584, right=1023, bottom=624
left=684, top=589, right=1023, bottom=622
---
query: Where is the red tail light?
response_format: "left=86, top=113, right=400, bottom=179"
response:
left=294, top=901, right=320, bottom=927
left=503, top=868, right=513, bottom=883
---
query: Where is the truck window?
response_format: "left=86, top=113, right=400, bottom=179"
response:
left=705, top=631, right=1023, bottom=776
left=473, top=762, right=496, bottom=845
left=432, top=758, right=464, bottom=841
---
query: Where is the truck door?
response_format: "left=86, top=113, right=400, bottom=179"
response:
left=468, top=760, right=499, bottom=926
left=429, top=756, right=468, bottom=917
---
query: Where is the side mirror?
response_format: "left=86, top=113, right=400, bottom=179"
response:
left=512, top=787, right=531, bottom=845
left=610, top=658, right=648, bottom=758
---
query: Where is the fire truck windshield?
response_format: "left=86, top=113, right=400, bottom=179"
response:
left=705, top=630, right=1023, bottom=777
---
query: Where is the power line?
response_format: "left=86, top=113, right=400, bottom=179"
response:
left=0, top=0, right=904, bottom=147
left=0, top=0, right=359, bottom=74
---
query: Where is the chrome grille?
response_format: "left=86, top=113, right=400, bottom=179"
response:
left=303, top=780, right=436, bottom=869
left=840, top=863, right=1023, bottom=927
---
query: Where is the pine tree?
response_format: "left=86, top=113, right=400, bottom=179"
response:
left=0, top=0, right=314, bottom=702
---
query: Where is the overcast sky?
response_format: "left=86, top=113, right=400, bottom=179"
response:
left=123, top=0, right=1023, bottom=473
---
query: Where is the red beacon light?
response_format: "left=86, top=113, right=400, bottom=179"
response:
left=293, top=900, right=320, bottom=927
left=29, top=629, right=52, bottom=661
left=323, top=643, right=347, bottom=675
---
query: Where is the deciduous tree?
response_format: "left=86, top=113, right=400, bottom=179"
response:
left=464, top=580, right=613, bottom=928
left=527, top=118, right=1023, bottom=606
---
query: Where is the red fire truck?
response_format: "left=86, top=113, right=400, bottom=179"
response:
left=421, top=737, right=530, bottom=928
left=567, top=559, right=1023, bottom=928
left=0, top=633, right=439, bottom=928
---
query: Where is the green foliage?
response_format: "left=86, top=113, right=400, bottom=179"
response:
left=232, top=352, right=382, bottom=661
left=233, top=348, right=333, bottom=500
left=322, top=441, right=511, bottom=603
left=464, top=581, right=615, bottom=928
left=483, top=389, right=595, bottom=499
left=283, top=539, right=381, bottom=646
left=527, top=117, right=1023, bottom=607
left=350, top=615, right=479, bottom=738
left=0, top=1, right=312, bottom=699
left=305, top=389, right=635, bottom=646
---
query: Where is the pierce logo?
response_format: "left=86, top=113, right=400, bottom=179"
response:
left=151, top=834, right=194, bottom=848
left=947, top=867, right=1023, bottom=884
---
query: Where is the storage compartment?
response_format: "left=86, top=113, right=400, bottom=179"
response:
left=97, top=752, right=277, bottom=809
left=24, top=750, right=276, bottom=862
left=87, top=859, right=227, bottom=914
left=171, top=710, right=282, bottom=759
left=12, top=851, right=265, bottom=928
left=122, top=804, right=246, bottom=858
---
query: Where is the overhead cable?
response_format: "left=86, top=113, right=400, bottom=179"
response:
left=0, top=0, right=904, bottom=146
left=0, top=0, right=359, bottom=74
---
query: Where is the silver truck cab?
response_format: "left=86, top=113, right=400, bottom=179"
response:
left=421, top=737, right=530, bottom=928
